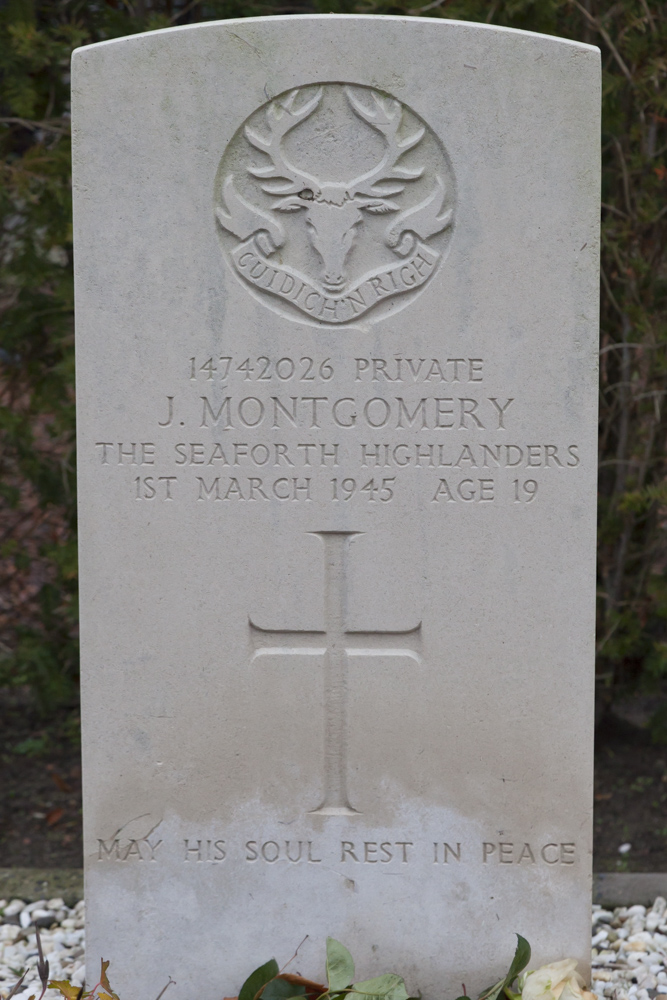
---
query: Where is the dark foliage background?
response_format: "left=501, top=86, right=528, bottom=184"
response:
left=0, top=0, right=666, bottom=732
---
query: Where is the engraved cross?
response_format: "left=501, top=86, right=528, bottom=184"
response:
left=249, top=531, right=422, bottom=815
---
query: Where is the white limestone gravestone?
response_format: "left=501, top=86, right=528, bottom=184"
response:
left=72, top=16, right=600, bottom=1000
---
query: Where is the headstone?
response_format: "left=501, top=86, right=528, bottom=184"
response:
left=72, top=16, right=600, bottom=1000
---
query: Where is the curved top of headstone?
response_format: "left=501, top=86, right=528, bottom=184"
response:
left=72, top=13, right=600, bottom=55
left=72, top=15, right=599, bottom=328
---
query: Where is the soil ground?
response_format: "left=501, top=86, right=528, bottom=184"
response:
left=2, top=687, right=667, bottom=872
left=594, top=710, right=667, bottom=871
left=0, top=689, right=82, bottom=868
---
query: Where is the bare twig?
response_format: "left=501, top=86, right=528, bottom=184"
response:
left=599, top=342, right=645, bottom=355
left=169, top=0, right=201, bottom=22
left=650, top=204, right=667, bottom=225
left=34, top=926, right=50, bottom=1000
left=0, top=117, right=69, bottom=135
left=601, top=201, right=629, bottom=219
left=569, top=0, right=634, bottom=83
left=613, top=137, right=635, bottom=219
left=280, top=935, right=309, bottom=972
left=638, top=0, right=657, bottom=34
left=6, top=972, right=27, bottom=1000
left=600, top=265, right=625, bottom=320
left=608, top=313, right=634, bottom=621
left=407, top=0, right=448, bottom=12
left=154, top=977, right=176, bottom=1000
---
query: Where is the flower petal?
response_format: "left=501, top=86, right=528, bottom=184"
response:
left=522, top=962, right=580, bottom=1000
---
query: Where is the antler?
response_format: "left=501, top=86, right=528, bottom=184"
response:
left=385, top=175, right=453, bottom=256
left=245, top=88, right=323, bottom=196
left=215, top=175, right=286, bottom=255
left=345, top=88, right=425, bottom=199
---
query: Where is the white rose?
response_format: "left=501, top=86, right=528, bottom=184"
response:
left=520, top=961, right=595, bottom=1000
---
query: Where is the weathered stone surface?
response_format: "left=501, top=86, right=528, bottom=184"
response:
left=72, top=16, right=600, bottom=1000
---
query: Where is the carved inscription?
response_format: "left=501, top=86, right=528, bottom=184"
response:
left=186, top=356, right=482, bottom=384
left=342, top=841, right=413, bottom=863
left=96, top=834, right=579, bottom=867
left=183, top=839, right=227, bottom=861
left=245, top=841, right=322, bottom=863
left=214, top=85, right=456, bottom=325
left=91, top=354, right=583, bottom=503
left=250, top=531, right=421, bottom=816
left=97, top=836, right=163, bottom=861
left=195, top=395, right=514, bottom=430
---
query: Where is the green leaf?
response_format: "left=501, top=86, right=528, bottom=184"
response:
left=350, top=975, right=409, bottom=1000
left=239, top=960, right=280, bottom=1000
left=326, top=939, right=355, bottom=992
left=477, top=981, right=503, bottom=1000
left=262, top=982, right=306, bottom=1000
left=505, top=936, right=531, bottom=986
left=477, top=936, right=531, bottom=1000
left=48, top=984, right=81, bottom=1000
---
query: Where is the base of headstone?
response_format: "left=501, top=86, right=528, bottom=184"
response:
left=594, top=873, right=667, bottom=907
left=5, top=869, right=664, bottom=909
left=0, top=868, right=83, bottom=907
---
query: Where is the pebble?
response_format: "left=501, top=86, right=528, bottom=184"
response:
left=3, top=895, right=667, bottom=999
left=0, top=899, right=85, bottom=1000
left=590, top=898, right=667, bottom=1000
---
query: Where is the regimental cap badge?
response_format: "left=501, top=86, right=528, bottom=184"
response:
left=214, top=82, right=456, bottom=326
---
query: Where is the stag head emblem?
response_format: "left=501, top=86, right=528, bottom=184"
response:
left=215, top=83, right=455, bottom=325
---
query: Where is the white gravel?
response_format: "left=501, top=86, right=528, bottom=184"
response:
left=2, top=895, right=667, bottom=1000
left=0, top=898, right=85, bottom=1000
left=591, top=897, right=667, bottom=1000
